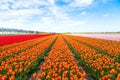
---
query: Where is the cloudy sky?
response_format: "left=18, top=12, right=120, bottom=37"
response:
left=0, top=0, right=120, bottom=32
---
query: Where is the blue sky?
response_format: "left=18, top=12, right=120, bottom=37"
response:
left=0, top=0, right=120, bottom=32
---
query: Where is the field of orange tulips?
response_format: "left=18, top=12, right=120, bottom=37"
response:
left=63, top=35, right=120, bottom=80
left=0, top=34, right=120, bottom=80
left=0, top=36, right=53, bottom=63
left=68, top=35, right=120, bottom=58
left=0, top=35, right=57, bottom=80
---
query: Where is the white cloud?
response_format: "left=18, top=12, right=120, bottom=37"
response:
left=0, top=0, right=90, bottom=32
left=48, top=6, right=69, bottom=20
left=48, top=0, right=55, bottom=5
left=81, top=11, right=87, bottom=16
left=40, top=17, right=54, bottom=24
left=0, top=0, right=14, bottom=3
left=0, top=9, right=41, bottom=20
left=70, top=0, right=94, bottom=7
left=0, top=3, right=9, bottom=10
left=0, top=0, right=48, bottom=11
left=0, top=19, right=26, bottom=30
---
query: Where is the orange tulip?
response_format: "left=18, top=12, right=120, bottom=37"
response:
left=32, top=73, right=37, bottom=79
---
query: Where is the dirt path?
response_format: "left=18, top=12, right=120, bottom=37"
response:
left=28, top=60, right=44, bottom=80
left=72, top=53, right=94, bottom=80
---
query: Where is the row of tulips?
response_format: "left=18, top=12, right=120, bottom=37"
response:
left=68, top=35, right=120, bottom=66
left=68, top=35, right=120, bottom=58
left=32, top=36, right=87, bottom=80
left=0, top=35, right=57, bottom=80
left=0, top=35, right=51, bottom=51
left=63, top=35, right=120, bottom=80
left=0, top=35, right=52, bottom=65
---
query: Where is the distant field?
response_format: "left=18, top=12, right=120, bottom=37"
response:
left=70, top=34, right=120, bottom=41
